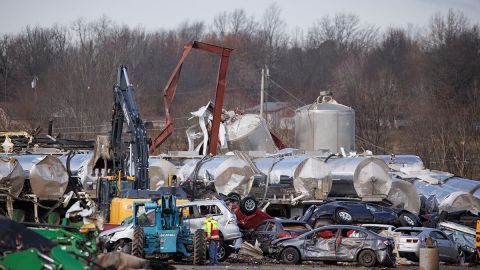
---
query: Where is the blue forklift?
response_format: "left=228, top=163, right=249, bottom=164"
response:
left=130, top=195, right=206, bottom=265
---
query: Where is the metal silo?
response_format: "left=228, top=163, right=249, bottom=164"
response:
left=295, top=92, right=355, bottom=154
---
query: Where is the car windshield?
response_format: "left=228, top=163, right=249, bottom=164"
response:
left=282, top=223, right=309, bottom=231
left=395, top=229, right=422, bottom=236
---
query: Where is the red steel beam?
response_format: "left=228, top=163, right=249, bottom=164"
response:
left=150, top=41, right=232, bottom=155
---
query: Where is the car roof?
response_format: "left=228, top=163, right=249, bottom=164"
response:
left=360, top=224, right=395, bottom=228
left=314, top=225, right=367, bottom=230
left=179, top=199, right=225, bottom=206
left=268, top=219, right=307, bottom=224
left=395, top=227, right=434, bottom=231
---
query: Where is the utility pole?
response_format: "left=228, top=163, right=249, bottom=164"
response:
left=260, top=66, right=269, bottom=119
left=260, top=68, right=265, bottom=118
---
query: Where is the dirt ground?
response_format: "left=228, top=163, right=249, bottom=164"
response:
left=172, top=254, right=472, bottom=270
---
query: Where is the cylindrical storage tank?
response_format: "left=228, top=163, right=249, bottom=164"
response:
left=29, top=155, right=69, bottom=199
left=295, top=98, right=355, bottom=154
left=442, top=177, right=480, bottom=194
left=253, top=156, right=332, bottom=200
left=225, top=114, right=278, bottom=153
left=149, top=158, right=178, bottom=190
left=0, top=158, right=25, bottom=196
left=59, top=152, right=96, bottom=195
left=375, top=155, right=425, bottom=171
left=326, top=157, right=392, bottom=199
left=177, top=156, right=254, bottom=197
left=10, top=154, right=47, bottom=178
left=388, top=178, right=421, bottom=213
left=414, top=180, right=480, bottom=213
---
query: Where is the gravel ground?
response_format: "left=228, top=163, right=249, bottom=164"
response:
left=172, top=254, right=472, bottom=270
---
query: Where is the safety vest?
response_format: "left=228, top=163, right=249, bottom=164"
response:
left=204, top=218, right=220, bottom=241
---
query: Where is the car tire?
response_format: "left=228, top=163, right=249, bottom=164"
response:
left=358, top=249, right=377, bottom=267
left=399, top=212, right=419, bottom=227
left=227, top=192, right=241, bottom=203
left=281, top=247, right=300, bottom=264
left=217, top=240, right=231, bottom=262
left=335, top=208, right=353, bottom=224
left=131, top=226, right=144, bottom=258
left=113, top=239, right=132, bottom=254
left=240, top=196, right=257, bottom=216
left=193, top=229, right=206, bottom=265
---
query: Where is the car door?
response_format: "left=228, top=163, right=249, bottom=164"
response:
left=254, top=222, right=269, bottom=243
left=303, top=228, right=338, bottom=260
left=257, top=221, right=277, bottom=245
left=430, top=230, right=458, bottom=261
left=336, top=228, right=367, bottom=260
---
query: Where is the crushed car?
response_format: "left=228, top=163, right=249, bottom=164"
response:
left=394, top=227, right=463, bottom=263
left=270, top=224, right=396, bottom=267
left=439, top=221, right=478, bottom=265
left=301, top=200, right=421, bottom=228
left=249, top=219, right=312, bottom=254
left=99, top=199, right=242, bottom=262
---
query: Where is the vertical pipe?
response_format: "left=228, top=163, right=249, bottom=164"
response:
left=260, top=68, right=265, bottom=118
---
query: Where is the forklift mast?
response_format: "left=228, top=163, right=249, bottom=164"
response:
left=110, top=65, right=149, bottom=190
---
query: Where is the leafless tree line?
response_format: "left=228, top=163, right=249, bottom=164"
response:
left=0, top=5, right=479, bottom=178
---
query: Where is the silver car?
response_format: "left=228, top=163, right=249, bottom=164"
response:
left=99, top=199, right=242, bottom=262
left=395, top=227, right=461, bottom=262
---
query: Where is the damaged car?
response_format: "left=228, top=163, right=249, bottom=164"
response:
left=301, top=200, right=421, bottom=228
left=439, top=221, right=478, bottom=265
left=395, top=227, right=463, bottom=263
left=270, top=225, right=395, bottom=267
left=251, top=219, right=312, bottom=254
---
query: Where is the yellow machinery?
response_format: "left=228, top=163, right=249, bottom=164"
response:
left=477, top=220, right=480, bottom=257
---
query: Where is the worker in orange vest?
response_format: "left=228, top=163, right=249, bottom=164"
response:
left=204, top=214, right=220, bottom=264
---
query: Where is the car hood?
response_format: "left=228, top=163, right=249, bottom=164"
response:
left=99, top=224, right=131, bottom=237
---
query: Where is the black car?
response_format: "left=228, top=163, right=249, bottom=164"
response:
left=253, top=219, right=312, bottom=253
left=301, top=200, right=421, bottom=228
left=270, top=225, right=396, bottom=267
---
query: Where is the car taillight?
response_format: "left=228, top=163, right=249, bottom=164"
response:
left=406, top=239, right=418, bottom=243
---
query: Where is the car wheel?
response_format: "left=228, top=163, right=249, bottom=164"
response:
left=113, top=239, right=132, bottom=254
left=227, top=192, right=241, bottom=203
left=314, top=219, right=331, bottom=228
left=281, top=247, right=300, bottom=264
left=358, top=249, right=377, bottom=267
left=335, top=209, right=353, bottom=224
left=399, top=212, right=418, bottom=226
left=240, top=196, right=257, bottom=216
left=217, top=240, right=231, bottom=262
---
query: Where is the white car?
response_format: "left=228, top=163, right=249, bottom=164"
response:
left=359, top=224, right=396, bottom=235
left=394, top=227, right=461, bottom=262
left=99, top=199, right=242, bottom=262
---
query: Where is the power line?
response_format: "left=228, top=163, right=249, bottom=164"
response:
left=268, top=78, right=306, bottom=106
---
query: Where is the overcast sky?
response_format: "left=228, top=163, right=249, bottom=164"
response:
left=1, top=0, right=479, bottom=35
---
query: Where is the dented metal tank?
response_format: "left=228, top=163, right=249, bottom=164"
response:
left=388, top=178, right=421, bottom=213
left=326, top=157, right=392, bottom=199
left=59, top=152, right=96, bottom=194
left=177, top=155, right=254, bottom=196
left=295, top=93, right=355, bottom=154
left=149, top=158, right=178, bottom=190
left=225, top=114, right=278, bottom=154
left=29, top=155, right=69, bottom=199
left=253, top=156, right=332, bottom=200
left=414, top=180, right=480, bottom=213
left=0, top=158, right=25, bottom=196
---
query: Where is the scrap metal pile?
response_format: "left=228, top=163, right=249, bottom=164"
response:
left=0, top=41, right=479, bottom=269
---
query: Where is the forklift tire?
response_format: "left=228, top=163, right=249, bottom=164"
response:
left=240, top=196, right=257, bottom=215
left=193, top=229, right=206, bottom=265
left=132, top=226, right=145, bottom=258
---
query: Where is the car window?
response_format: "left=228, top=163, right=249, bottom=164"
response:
left=430, top=231, right=448, bottom=240
left=179, top=206, right=197, bottom=219
left=341, top=229, right=367, bottom=238
left=315, top=228, right=338, bottom=239
left=282, top=223, right=308, bottom=231
left=199, top=205, right=223, bottom=217
left=265, top=222, right=277, bottom=232
left=395, top=229, right=422, bottom=236
left=366, top=204, right=381, bottom=213
left=256, top=222, right=268, bottom=231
